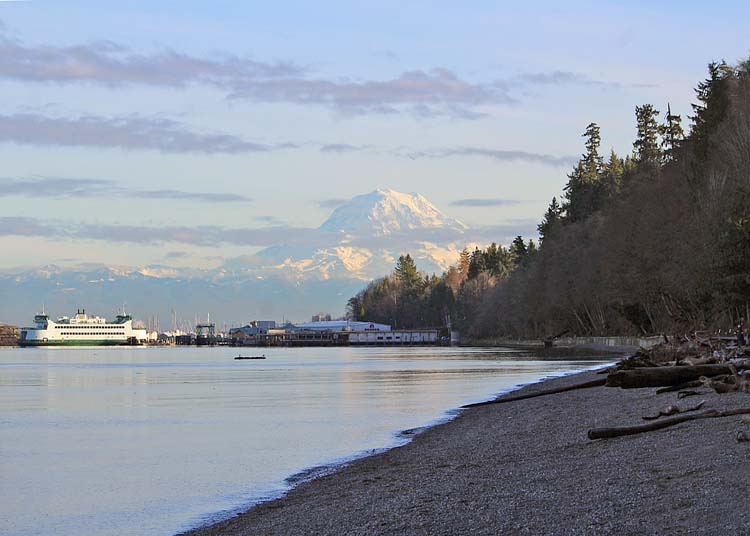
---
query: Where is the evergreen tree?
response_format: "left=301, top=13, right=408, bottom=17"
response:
left=527, top=239, right=538, bottom=259
left=600, top=149, right=624, bottom=202
left=582, top=122, right=603, bottom=180
left=691, top=61, right=734, bottom=161
left=394, top=254, right=419, bottom=288
left=510, top=235, right=528, bottom=267
left=457, top=247, right=471, bottom=278
left=563, top=123, right=604, bottom=222
left=633, top=104, right=661, bottom=165
left=538, top=196, right=563, bottom=242
left=467, top=248, right=486, bottom=279
left=659, top=103, right=685, bottom=161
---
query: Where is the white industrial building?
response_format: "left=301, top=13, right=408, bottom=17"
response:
left=292, top=320, right=391, bottom=332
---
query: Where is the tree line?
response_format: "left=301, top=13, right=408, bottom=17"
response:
left=348, top=58, right=750, bottom=339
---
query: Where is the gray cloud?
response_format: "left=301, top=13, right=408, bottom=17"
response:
left=254, top=215, right=286, bottom=225
left=319, top=143, right=369, bottom=154
left=0, top=29, right=650, bottom=119
left=0, top=29, right=508, bottom=118
left=512, top=71, right=602, bottom=87
left=0, top=31, right=301, bottom=87
left=407, top=146, right=576, bottom=167
left=318, top=198, right=348, bottom=209
left=228, top=68, right=508, bottom=117
left=0, top=177, right=251, bottom=203
left=451, top=198, right=524, bottom=207
left=0, top=112, right=296, bottom=153
left=0, top=216, right=57, bottom=237
left=501, top=70, right=655, bottom=91
left=0, top=215, right=540, bottom=250
left=165, top=251, right=189, bottom=259
left=0, top=216, right=334, bottom=248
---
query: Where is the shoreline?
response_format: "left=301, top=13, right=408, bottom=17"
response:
left=180, top=362, right=617, bottom=535
left=182, top=362, right=750, bottom=535
left=180, top=360, right=614, bottom=533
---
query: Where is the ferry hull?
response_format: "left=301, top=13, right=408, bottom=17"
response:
left=19, top=339, right=139, bottom=347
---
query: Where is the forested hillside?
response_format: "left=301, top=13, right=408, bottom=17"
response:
left=347, top=59, right=750, bottom=338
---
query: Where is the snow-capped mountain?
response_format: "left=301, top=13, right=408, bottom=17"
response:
left=0, top=190, right=481, bottom=325
left=243, top=189, right=470, bottom=281
left=319, top=189, right=467, bottom=236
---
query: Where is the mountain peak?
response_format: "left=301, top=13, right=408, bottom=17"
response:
left=319, top=189, right=466, bottom=236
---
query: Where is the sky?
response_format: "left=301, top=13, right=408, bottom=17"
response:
left=0, top=0, right=749, bottom=271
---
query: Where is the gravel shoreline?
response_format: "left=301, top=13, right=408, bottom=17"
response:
left=182, top=368, right=750, bottom=535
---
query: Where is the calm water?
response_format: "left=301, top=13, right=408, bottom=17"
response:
left=0, top=346, right=611, bottom=536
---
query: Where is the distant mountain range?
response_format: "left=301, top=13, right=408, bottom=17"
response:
left=0, top=189, right=482, bottom=327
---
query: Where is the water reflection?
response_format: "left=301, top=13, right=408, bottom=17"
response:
left=0, top=346, right=613, bottom=536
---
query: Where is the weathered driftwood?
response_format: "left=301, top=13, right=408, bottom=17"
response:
left=461, top=378, right=606, bottom=408
left=656, top=380, right=703, bottom=394
left=700, top=368, right=750, bottom=394
left=642, top=400, right=705, bottom=420
left=607, top=364, right=750, bottom=389
left=588, top=408, right=750, bottom=440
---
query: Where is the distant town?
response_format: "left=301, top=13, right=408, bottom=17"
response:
left=0, top=311, right=457, bottom=348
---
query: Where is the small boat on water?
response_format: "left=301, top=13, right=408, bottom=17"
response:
left=234, top=355, right=266, bottom=360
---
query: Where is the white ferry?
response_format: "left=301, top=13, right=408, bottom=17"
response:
left=19, top=309, right=148, bottom=347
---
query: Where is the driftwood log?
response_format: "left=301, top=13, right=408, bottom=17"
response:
left=642, top=400, right=705, bottom=420
left=462, top=378, right=606, bottom=408
left=607, top=364, right=750, bottom=389
left=588, top=408, right=750, bottom=440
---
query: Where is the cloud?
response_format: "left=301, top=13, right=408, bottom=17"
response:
left=228, top=68, right=509, bottom=117
left=0, top=29, right=651, bottom=119
left=319, top=143, right=369, bottom=154
left=165, top=251, right=189, bottom=259
left=0, top=216, right=57, bottom=237
left=318, top=198, right=348, bottom=209
left=0, top=31, right=301, bottom=87
left=0, top=112, right=296, bottom=153
left=450, top=198, right=524, bottom=207
left=254, top=215, right=286, bottom=225
left=0, top=29, right=508, bottom=118
left=0, top=215, right=542, bottom=250
left=511, top=71, right=603, bottom=87
left=406, top=146, right=576, bottom=167
left=0, top=216, right=334, bottom=248
left=0, top=177, right=251, bottom=203
left=501, top=70, right=655, bottom=91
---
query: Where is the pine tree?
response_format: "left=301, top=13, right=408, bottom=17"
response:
left=467, top=248, right=485, bottom=279
left=538, top=196, right=563, bottom=242
left=510, top=236, right=528, bottom=267
left=563, top=123, right=604, bottom=222
left=527, top=239, right=538, bottom=259
left=394, top=254, right=419, bottom=288
left=457, top=247, right=471, bottom=278
left=691, top=61, right=734, bottom=161
left=582, top=122, right=603, bottom=180
left=659, top=103, right=685, bottom=162
left=633, top=104, right=661, bottom=165
left=600, top=149, right=624, bottom=202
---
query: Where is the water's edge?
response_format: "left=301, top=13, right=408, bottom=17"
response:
left=180, top=361, right=617, bottom=534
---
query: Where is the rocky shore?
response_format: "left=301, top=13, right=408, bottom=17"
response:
left=183, top=368, right=750, bottom=535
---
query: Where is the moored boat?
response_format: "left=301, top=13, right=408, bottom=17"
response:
left=19, top=308, right=148, bottom=347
